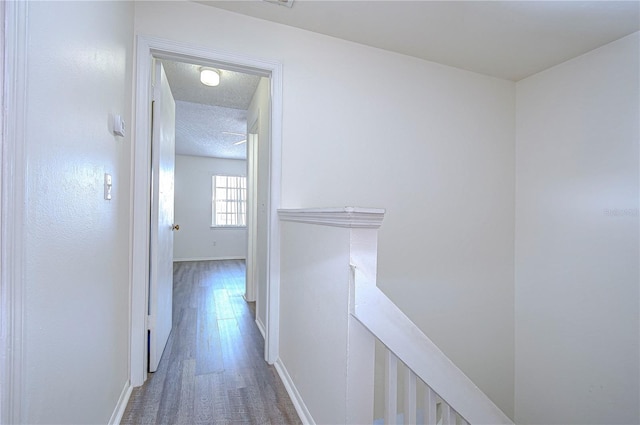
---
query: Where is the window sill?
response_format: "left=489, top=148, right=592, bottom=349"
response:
left=210, top=226, right=247, bottom=230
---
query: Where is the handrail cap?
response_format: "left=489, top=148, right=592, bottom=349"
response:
left=278, top=207, right=385, bottom=229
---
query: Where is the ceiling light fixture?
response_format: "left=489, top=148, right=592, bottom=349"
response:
left=200, top=67, right=220, bottom=87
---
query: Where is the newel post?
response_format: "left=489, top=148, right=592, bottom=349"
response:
left=346, top=221, right=383, bottom=425
left=278, top=207, right=385, bottom=424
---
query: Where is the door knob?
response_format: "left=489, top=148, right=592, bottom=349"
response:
left=172, top=224, right=180, bottom=231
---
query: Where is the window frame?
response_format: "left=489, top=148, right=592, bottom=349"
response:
left=211, top=174, right=247, bottom=228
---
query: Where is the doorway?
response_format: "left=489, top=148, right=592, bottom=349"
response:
left=131, top=36, right=283, bottom=387
left=155, top=57, right=264, bottom=372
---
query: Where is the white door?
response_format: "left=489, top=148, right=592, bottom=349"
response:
left=148, top=61, right=176, bottom=372
left=245, top=122, right=259, bottom=302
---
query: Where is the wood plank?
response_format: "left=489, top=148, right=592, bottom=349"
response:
left=219, top=317, right=253, bottom=371
left=227, top=385, right=270, bottom=424
left=175, top=359, right=196, bottom=424
left=214, top=288, right=236, bottom=320
left=196, top=287, right=224, bottom=375
left=175, top=306, right=197, bottom=361
left=193, top=373, right=215, bottom=424
left=155, top=356, right=183, bottom=424
left=257, top=366, right=303, bottom=424
left=123, top=260, right=302, bottom=424
left=194, top=371, right=230, bottom=423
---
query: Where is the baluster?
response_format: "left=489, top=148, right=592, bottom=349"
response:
left=404, top=368, right=417, bottom=424
left=441, top=403, right=455, bottom=425
left=423, top=386, right=437, bottom=425
left=385, top=351, right=398, bottom=425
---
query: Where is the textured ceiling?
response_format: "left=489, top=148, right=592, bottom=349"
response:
left=161, top=60, right=262, bottom=159
left=175, top=101, right=249, bottom=160
left=162, top=60, right=261, bottom=109
left=199, top=0, right=639, bottom=81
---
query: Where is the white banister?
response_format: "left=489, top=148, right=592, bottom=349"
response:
left=404, top=368, right=417, bottom=424
left=352, top=268, right=513, bottom=425
left=385, top=351, right=398, bottom=425
left=278, top=207, right=383, bottom=425
left=278, top=207, right=512, bottom=425
left=442, top=404, right=455, bottom=425
left=424, top=386, right=437, bottom=424
left=278, top=207, right=385, bottom=229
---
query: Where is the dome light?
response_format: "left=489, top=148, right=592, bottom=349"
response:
left=200, top=68, right=220, bottom=87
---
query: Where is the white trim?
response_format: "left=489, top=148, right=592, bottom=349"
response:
left=352, top=269, right=513, bottom=425
left=130, top=35, right=153, bottom=387
left=245, top=112, right=259, bottom=304
left=274, top=358, right=314, bottom=425
left=1, top=1, right=28, bottom=423
left=278, top=207, right=386, bottom=229
left=131, top=35, right=283, bottom=386
left=173, top=256, right=246, bottom=262
left=107, top=381, right=133, bottom=425
left=255, top=317, right=266, bottom=340
left=211, top=174, right=247, bottom=228
left=209, top=226, right=247, bottom=230
left=265, top=56, right=283, bottom=365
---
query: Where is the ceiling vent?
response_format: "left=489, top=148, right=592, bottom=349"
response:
left=263, top=0, right=294, bottom=8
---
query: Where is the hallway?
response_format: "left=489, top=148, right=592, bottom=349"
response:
left=121, top=260, right=301, bottom=424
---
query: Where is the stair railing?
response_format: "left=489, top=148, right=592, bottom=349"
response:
left=352, top=266, right=513, bottom=425
left=278, top=207, right=513, bottom=425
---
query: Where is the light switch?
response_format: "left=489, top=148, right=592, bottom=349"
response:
left=104, top=173, right=112, bottom=200
left=113, top=115, right=125, bottom=137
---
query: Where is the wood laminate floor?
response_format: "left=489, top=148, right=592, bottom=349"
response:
left=122, top=260, right=302, bottom=425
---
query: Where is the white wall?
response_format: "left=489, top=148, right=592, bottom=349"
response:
left=279, top=221, right=353, bottom=424
left=174, top=155, right=247, bottom=261
left=21, top=1, right=134, bottom=423
left=0, top=2, right=5, bottom=421
left=134, top=2, right=516, bottom=416
left=515, top=33, right=639, bottom=424
left=247, top=77, right=271, bottom=332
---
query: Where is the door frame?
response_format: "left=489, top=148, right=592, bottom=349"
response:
left=1, top=1, right=27, bottom=423
left=245, top=113, right=260, bottom=304
left=130, top=35, right=283, bottom=386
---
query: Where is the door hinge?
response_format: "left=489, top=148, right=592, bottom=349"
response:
left=146, top=315, right=153, bottom=331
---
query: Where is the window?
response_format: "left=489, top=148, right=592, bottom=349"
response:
left=211, top=175, right=247, bottom=227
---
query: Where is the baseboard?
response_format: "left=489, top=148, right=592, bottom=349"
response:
left=274, top=358, right=315, bottom=425
left=173, top=256, right=246, bottom=262
left=108, top=380, right=132, bottom=425
left=255, top=317, right=266, bottom=339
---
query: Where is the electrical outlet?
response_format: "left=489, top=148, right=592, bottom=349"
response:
left=213, top=241, right=217, bottom=246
